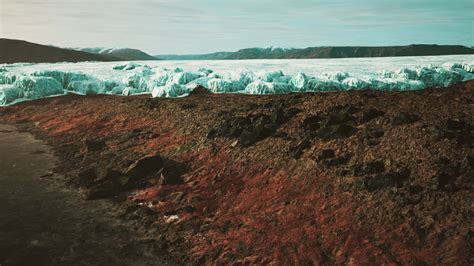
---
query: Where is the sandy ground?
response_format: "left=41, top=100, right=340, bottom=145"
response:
left=0, top=124, right=172, bottom=265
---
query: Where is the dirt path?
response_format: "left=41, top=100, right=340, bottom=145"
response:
left=0, top=124, right=169, bottom=266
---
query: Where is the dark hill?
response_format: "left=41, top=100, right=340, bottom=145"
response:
left=0, top=39, right=121, bottom=64
left=158, top=44, right=474, bottom=60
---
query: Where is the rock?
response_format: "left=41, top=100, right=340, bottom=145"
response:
left=81, top=165, right=129, bottom=199
left=285, top=107, right=302, bottom=118
left=435, top=159, right=461, bottom=191
left=409, top=185, right=424, bottom=194
left=426, top=126, right=445, bottom=141
left=159, top=161, right=186, bottom=185
left=83, top=137, right=106, bottom=151
left=317, top=149, right=336, bottom=160
left=77, top=167, right=97, bottom=187
left=317, top=124, right=357, bottom=140
left=172, top=192, right=186, bottom=204
left=86, top=180, right=119, bottom=200
left=446, top=118, right=468, bottom=131
left=230, top=140, right=239, bottom=148
left=126, top=154, right=163, bottom=179
left=389, top=167, right=411, bottom=181
left=360, top=108, right=385, bottom=122
left=322, top=155, right=351, bottom=167
left=252, top=113, right=279, bottom=137
left=391, top=112, right=420, bottom=126
left=364, top=175, right=398, bottom=192
left=336, top=168, right=350, bottom=176
left=85, top=171, right=129, bottom=200
left=180, top=102, right=197, bottom=109
left=363, top=128, right=385, bottom=146
left=239, top=129, right=259, bottom=147
left=326, top=113, right=353, bottom=125
left=355, top=167, right=410, bottom=192
left=143, top=98, right=160, bottom=110
left=329, top=105, right=361, bottom=114
left=289, top=138, right=310, bottom=159
left=463, top=154, right=474, bottom=169
left=302, top=115, right=323, bottom=131
left=221, top=117, right=251, bottom=137
left=353, top=161, right=385, bottom=176
left=455, top=133, right=473, bottom=147
left=189, top=85, right=210, bottom=96
left=78, top=165, right=128, bottom=189
left=214, top=111, right=285, bottom=147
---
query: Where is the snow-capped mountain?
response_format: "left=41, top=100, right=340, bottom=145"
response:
left=156, top=45, right=474, bottom=60
left=74, top=47, right=158, bottom=61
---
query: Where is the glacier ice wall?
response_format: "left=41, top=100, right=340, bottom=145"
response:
left=0, top=61, right=473, bottom=106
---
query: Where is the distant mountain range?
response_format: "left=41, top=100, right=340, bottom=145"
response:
left=157, top=45, right=474, bottom=60
left=0, top=39, right=159, bottom=64
left=0, top=39, right=120, bottom=64
left=1, top=39, right=473, bottom=64
left=72, top=47, right=157, bottom=61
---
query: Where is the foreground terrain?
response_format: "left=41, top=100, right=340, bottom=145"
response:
left=1, top=81, right=473, bottom=264
left=0, top=125, right=172, bottom=265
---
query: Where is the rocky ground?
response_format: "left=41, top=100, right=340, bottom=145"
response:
left=0, top=81, right=473, bottom=264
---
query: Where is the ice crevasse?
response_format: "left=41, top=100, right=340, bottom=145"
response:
left=1, top=62, right=473, bottom=106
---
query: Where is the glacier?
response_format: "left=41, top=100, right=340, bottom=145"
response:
left=0, top=55, right=473, bottom=106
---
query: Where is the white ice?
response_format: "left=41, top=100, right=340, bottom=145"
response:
left=0, top=55, right=473, bottom=106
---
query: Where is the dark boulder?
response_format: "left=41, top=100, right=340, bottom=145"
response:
left=435, top=158, right=461, bottom=191
left=142, top=98, right=160, bottom=110
left=83, top=137, right=106, bottom=151
left=317, top=149, right=336, bottom=161
left=181, top=102, right=197, bottom=109
left=86, top=179, right=124, bottom=200
left=302, top=115, right=324, bottom=131
left=426, top=126, right=445, bottom=141
left=210, top=108, right=289, bottom=146
left=158, top=161, right=187, bottom=185
left=356, top=167, right=410, bottom=191
left=285, top=107, right=302, bottom=118
left=322, top=155, right=351, bottom=167
left=329, top=105, right=361, bottom=115
left=391, top=112, right=420, bottom=126
left=126, top=154, right=163, bottom=179
left=239, top=129, right=259, bottom=147
left=353, top=161, right=385, bottom=176
left=289, top=138, right=311, bottom=159
left=360, top=108, right=385, bottom=122
left=362, top=128, right=385, bottom=146
left=77, top=167, right=98, bottom=188
left=463, top=154, right=474, bottom=169
left=81, top=166, right=129, bottom=200
left=221, top=117, right=251, bottom=138
left=189, top=85, right=210, bottom=96
left=326, top=113, right=353, bottom=125
left=446, top=118, right=468, bottom=131
left=316, top=124, right=357, bottom=140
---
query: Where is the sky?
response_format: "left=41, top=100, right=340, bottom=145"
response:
left=1, top=0, right=473, bottom=54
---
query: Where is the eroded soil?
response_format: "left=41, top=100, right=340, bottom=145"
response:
left=1, top=81, right=473, bottom=264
